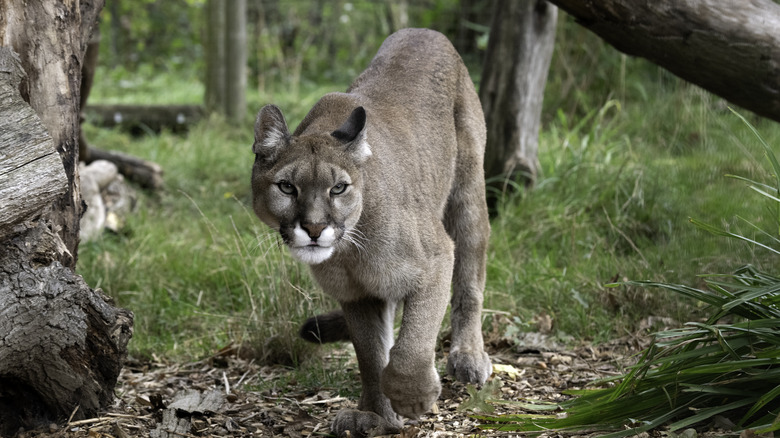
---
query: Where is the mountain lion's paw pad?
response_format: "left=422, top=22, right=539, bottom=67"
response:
left=447, top=349, right=492, bottom=384
left=330, top=409, right=401, bottom=438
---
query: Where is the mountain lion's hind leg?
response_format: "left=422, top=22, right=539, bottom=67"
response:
left=331, top=298, right=402, bottom=438
left=443, top=66, right=492, bottom=385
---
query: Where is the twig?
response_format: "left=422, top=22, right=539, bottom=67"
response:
left=65, top=413, right=152, bottom=427
left=238, top=412, right=260, bottom=423
left=66, top=405, right=80, bottom=425
left=66, top=417, right=112, bottom=427
left=223, top=371, right=231, bottom=395
left=300, top=396, right=349, bottom=405
left=106, top=413, right=153, bottom=419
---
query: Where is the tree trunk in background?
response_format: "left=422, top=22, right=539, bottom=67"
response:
left=480, top=0, right=557, bottom=206
left=385, top=0, right=409, bottom=32
left=226, top=0, right=247, bottom=122
left=0, top=3, right=133, bottom=434
left=548, top=0, right=780, bottom=124
left=206, top=0, right=227, bottom=115
left=206, top=0, right=247, bottom=123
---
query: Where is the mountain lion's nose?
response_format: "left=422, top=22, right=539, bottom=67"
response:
left=301, top=223, right=327, bottom=239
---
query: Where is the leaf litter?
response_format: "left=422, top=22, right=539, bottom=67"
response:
left=12, top=318, right=742, bottom=437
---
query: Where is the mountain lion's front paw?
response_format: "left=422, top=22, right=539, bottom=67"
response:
left=330, top=409, right=402, bottom=438
left=447, top=348, right=492, bottom=384
left=381, top=362, right=441, bottom=419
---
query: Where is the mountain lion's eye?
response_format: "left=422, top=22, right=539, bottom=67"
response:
left=277, top=181, right=297, bottom=196
left=330, top=183, right=348, bottom=196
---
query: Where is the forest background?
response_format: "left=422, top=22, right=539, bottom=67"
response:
left=78, top=0, right=780, bottom=366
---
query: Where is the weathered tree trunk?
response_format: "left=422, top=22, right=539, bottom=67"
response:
left=0, top=49, right=68, bottom=239
left=0, top=221, right=133, bottom=436
left=0, top=2, right=134, bottom=434
left=1, top=0, right=104, bottom=265
left=548, top=0, right=780, bottom=124
left=480, top=0, right=557, bottom=205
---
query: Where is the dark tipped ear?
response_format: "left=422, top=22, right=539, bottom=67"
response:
left=331, top=107, right=371, bottom=163
left=253, top=104, right=290, bottom=158
left=331, top=107, right=366, bottom=143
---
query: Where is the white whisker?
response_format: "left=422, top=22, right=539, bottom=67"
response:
left=342, top=228, right=368, bottom=257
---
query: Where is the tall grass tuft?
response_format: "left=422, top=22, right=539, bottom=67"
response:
left=476, top=113, right=780, bottom=436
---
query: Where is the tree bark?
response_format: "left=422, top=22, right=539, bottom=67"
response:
left=480, top=0, right=557, bottom=202
left=0, top=2, right=134, bottom=434
left=0, top=48, right=68, bottom=240
left=1, top=0, right=104, bottom=267
left=0, top=220, right=133, bottom=436
left=548, top=0, right=780, bottom=124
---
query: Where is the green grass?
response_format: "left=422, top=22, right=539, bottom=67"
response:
left=486, top=94, right=779, bottom=341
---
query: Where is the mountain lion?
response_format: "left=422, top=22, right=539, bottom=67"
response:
left=251, top=28, right=491, bottom=437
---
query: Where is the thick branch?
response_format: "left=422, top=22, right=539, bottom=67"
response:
left=549, top=0, right=780, bottom=123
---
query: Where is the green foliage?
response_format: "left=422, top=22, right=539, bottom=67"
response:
left=95, top=1, right=473, bottom=95
left=98, top=0, right=205, bottom=71
left=477, top=116, right=780, bottom=435
left=248, top=0, right=467, bottom=90
left=485, top=90, right=780, bottom=340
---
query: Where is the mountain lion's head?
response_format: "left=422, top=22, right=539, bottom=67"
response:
left=251, top=103, right=371, bottom=264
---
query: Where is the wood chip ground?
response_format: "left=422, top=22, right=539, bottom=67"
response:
left=14, top=330, right=735, bottom=437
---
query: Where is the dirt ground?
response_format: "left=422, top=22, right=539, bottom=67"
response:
left=14, top=325, right=662, bottom=438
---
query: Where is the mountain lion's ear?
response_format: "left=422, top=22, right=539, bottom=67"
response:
left=332, top=106, right=371, bottom=163
left=254, top=104, right=290, bottom=160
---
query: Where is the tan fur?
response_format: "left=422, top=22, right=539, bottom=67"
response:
left=252, top=28, right=491, bottom=437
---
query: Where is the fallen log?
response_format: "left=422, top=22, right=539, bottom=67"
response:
left=548, top=0, right=780, bottom=123
left=84, top=104, right=206, bottom=134
left=87, top=147, right=164, bottom=190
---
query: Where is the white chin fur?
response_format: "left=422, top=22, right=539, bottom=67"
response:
left=289, top=245, right=335, bottom=264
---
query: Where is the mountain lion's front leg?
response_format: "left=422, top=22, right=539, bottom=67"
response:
left=331, top=298, right=401, bottom=437
left=381, top=250, right=452, bottom=419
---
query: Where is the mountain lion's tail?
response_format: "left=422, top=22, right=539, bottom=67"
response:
left=299, top=310, right=351, bottom=343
